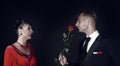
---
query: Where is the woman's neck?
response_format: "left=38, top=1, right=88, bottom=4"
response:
left=17, top=37, right=27, bottom=46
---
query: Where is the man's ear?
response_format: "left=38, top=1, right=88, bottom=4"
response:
left=87, top=18, right=93, bottom=25
left=86, top=19, right=90, bottom=24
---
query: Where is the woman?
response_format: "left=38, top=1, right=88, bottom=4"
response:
left=4, top=19, right=37, bottom=66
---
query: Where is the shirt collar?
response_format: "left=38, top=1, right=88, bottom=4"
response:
left=86, top=30, right=99, bottom=39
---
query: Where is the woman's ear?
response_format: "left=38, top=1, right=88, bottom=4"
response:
left=18, top=29, right=22, bottom=35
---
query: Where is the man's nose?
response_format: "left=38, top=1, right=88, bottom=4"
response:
left=75, top=22, right=78, bottom=27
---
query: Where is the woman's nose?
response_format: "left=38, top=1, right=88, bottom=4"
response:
left=31, top=29, right=33, bottom=33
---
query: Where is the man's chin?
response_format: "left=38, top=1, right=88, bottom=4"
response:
left=78, top=30, right=81, bottom=32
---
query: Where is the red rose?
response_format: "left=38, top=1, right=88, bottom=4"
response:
left=68, top=25, right=75, bottom=31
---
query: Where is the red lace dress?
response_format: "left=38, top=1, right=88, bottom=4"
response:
left=4, top=44, right=37, bottom=66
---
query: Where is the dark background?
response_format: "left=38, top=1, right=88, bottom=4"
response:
left=0, top=0, right=120, bottom=66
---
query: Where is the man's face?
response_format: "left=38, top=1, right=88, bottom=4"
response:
left=75, top=15, right=89, bottom=33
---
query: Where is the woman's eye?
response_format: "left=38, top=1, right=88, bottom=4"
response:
left=28, top=27, right=30, bottom=30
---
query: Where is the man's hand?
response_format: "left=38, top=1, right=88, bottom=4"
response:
left=58, top=53, right=68, bottom=66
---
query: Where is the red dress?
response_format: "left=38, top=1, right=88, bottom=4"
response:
left=4, top=44, right=37, bottom=66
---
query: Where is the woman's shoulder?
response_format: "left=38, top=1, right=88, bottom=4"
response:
left=4, top=44, right=15, bottom=54
left=5, top=45, right=14, bottom=50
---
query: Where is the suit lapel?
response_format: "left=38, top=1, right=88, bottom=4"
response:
left=84, top=35, right=102, bottom=63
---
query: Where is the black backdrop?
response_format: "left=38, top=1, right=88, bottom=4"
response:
left=0, top=0, right=120, bottom=66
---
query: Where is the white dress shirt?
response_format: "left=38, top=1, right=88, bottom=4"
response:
left=84, top=30, right=100, bottom=52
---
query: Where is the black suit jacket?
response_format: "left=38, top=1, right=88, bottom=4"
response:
left=69, top=35, right=120, bottom=66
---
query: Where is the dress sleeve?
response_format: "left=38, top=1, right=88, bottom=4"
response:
left=28, top=44, right=37, bottom=66
left=4, top=45, right=14, bottom=66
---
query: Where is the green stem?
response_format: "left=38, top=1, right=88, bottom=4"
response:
left=61, top=30, right=71, bottom=55
left=66, top=30, right=71, bottom=41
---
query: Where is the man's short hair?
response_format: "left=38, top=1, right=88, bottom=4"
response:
left=79, top=10, right=97, bottom=22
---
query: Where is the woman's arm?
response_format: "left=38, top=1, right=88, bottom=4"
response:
left=29, top=44, right=37, bottom=66
left=4, top=45, right=14, bottom=66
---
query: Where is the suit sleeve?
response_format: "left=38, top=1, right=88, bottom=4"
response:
left=107, top=39, right=120, bottom=66
left=68, top=39, right=84, bottom=66
left=4, top=45, right=14, bottom=66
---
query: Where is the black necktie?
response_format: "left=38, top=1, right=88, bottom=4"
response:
left=80, top=37, right=91, bottom=65
left=83, top=37, right=91, bottom=53
left=82, top=37, right=91, bottom=57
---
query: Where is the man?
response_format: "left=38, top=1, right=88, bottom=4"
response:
left=59, top=10, right=120, bottom=66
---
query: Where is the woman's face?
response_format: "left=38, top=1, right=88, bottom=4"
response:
left=19, top=24, right=33, bottom=40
